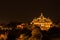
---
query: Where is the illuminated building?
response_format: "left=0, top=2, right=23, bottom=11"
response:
left=30, top=12, right=53, bottom=31
left=17, top=23, right=25, bottom=29
left=0, top=32, right=8, bottom=40
left=16, top=34, right=28, bottom=40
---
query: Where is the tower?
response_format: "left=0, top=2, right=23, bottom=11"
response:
left=30, top=12, right=53, bottom=31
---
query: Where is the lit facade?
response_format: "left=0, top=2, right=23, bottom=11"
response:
left=30, top=13, right=53, bottom=31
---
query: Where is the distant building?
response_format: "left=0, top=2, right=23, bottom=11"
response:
left=30, top=12, right=53, bottom=31
left=17, top=23, right=25, bottom=29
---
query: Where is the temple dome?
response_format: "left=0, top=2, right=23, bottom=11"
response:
left=30, top=12, right=53, bottom=31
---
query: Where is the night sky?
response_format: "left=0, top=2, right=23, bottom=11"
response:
left=0, top=0, right=60, bottom=23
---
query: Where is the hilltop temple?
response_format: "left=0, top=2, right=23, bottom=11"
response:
left=30, top=12, right=53, bottom=31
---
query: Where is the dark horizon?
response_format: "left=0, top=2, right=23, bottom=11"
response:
left=0, top=0, right=60, bottom=23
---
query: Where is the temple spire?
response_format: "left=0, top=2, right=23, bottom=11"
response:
left=41, top=12, right=43, bottom=17
left=39, top=12, right=44, bottom=18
